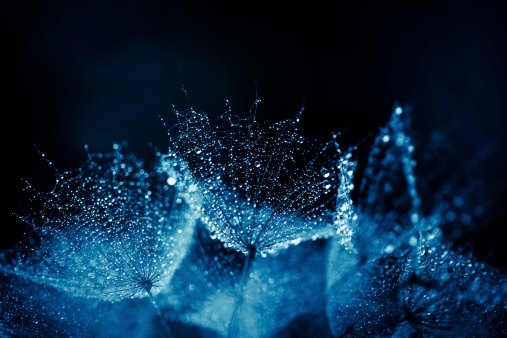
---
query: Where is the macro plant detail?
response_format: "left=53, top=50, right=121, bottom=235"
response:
left=170, top=100, right=342, bottom=256
left=12, top=144, right=196, bottom=299
left=1, top=144, right=198, bottom=336
left=169, top=99, right=352, bottom=336
left=0, top=99, right=505, bottom=337
left=326, top=107, right=506, bottom=338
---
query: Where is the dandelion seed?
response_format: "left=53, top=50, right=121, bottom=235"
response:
left=351, top=106, right=423, bottom=261
left=169, top=98, right=349, bottom=337
left=7, top=145, right=197, bottom=304
left=327, top=257, right=402, bottom=337
left=170, top=101, right=341, bottom=255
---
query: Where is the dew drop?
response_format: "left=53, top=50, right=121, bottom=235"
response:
left=409, top=236, right=418, bottom=246
left=166, top=177, right=177, bottom=186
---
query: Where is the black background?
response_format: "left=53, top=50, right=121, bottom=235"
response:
left=2, top=0, right=507, bottom=266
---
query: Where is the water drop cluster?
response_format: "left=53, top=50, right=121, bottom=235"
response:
left=0, top=101, right=505, bottom=337
left=171, top=102, right=343, bottom=255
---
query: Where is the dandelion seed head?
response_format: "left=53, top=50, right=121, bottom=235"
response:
left=7, top=145, right=198, bottom=302
left=140, top=279, right=153, bottom=292
left=170, top=103, right=345, bottom=254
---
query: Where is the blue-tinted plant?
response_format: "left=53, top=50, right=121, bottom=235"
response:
left=1, top=144, right=199, bottom=337
left=326, top=105, right=506, bottom=338
left=352, top=106, right=421, bottom=261
left=327, top=255, right=403, bottom=337
left=1, top=96, right=505, bottom=337
left=169, top=99, right=350, bottom=336
left=166, top=220, right=329, bottom=337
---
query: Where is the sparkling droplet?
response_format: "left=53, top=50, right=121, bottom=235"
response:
left=167, top=177, right=177, bottom=186
left=322, top=179, right=331, bottom=190
left=409, top=236, right=418, bottom=246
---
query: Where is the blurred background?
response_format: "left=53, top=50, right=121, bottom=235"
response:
left=2, top=0, right=506, bottom=266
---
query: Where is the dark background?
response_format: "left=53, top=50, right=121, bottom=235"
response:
left=2, top=0, right=507, bottom=266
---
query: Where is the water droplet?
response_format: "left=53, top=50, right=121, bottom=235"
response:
left=167, top=177, right=177, bottom=186
left=409, top=236, right=418, bottom=246
left=453, top=196, right=464, bottom=208
left=322, top=179, right=331, bottom=190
